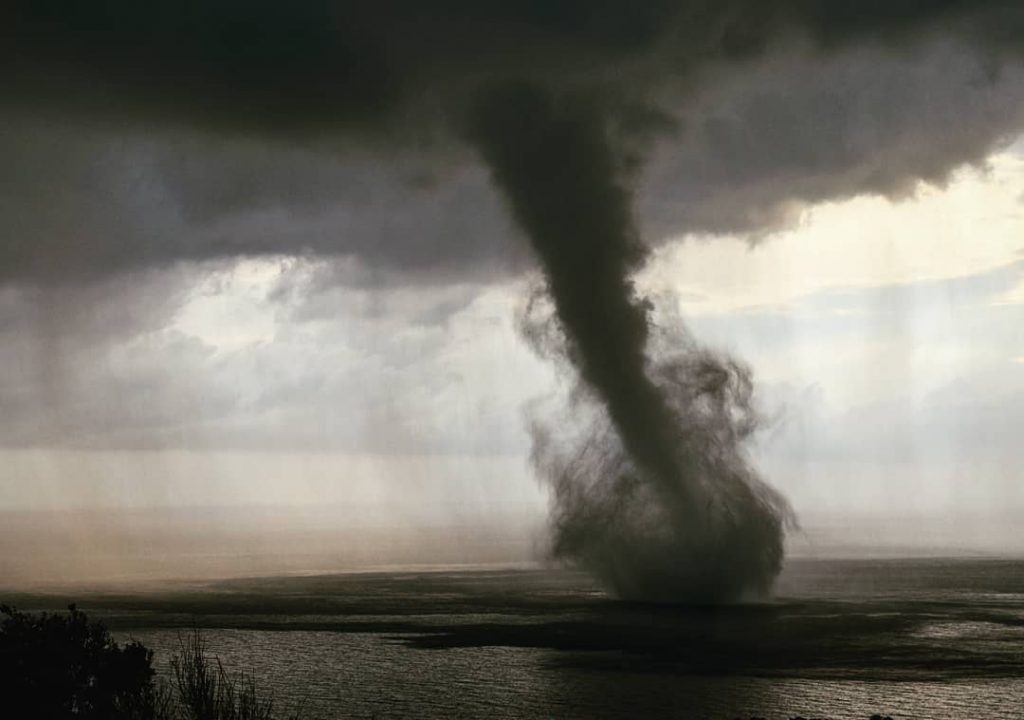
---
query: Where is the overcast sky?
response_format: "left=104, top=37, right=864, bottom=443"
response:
left=3, top=3, right=1024, bottom=581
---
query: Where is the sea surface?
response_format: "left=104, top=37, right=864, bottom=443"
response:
left=7, top=558, right=1024, bottom=719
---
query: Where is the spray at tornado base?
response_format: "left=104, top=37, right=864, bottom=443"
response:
left=6, top=1, right=1023, bottom=602
left=470, top=85, right=789, bottom=602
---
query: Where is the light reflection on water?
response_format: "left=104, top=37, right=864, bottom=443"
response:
left=125, top=628, right=1024, bottom=720
left=72, top=558, right=1024, bottom=719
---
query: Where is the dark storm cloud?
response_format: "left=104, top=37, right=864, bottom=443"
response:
left=638, top=41, right=1024, bottom=238
left=0, top=119, right=521, bottom=283
left=3, top=1, right=1023, bottom=282
left=6, top=1, right=1019, bottom=129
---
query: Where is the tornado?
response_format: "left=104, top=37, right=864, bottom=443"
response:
left=470, top=84, right=791, bottom=603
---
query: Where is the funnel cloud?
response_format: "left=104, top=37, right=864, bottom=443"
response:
left=469, top=85, right=789, bottom=601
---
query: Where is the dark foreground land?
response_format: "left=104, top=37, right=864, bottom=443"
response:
left=4, top=558, right=1024, bottom=719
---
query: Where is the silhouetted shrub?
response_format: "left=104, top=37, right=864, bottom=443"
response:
left=170, top=630, right=298, bottom=720
left=0, top=604, right=165, bottom=720
left=0, top=606, right=303, bottom=720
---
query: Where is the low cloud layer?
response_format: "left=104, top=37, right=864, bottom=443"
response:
left=3, top=3, right=1023, bottom=284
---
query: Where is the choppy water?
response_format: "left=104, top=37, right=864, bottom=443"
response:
left=10, top=558, right=1024, bottom=719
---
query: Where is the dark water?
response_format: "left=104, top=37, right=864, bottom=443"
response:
left=8, top=558, right=1024, bottom=718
